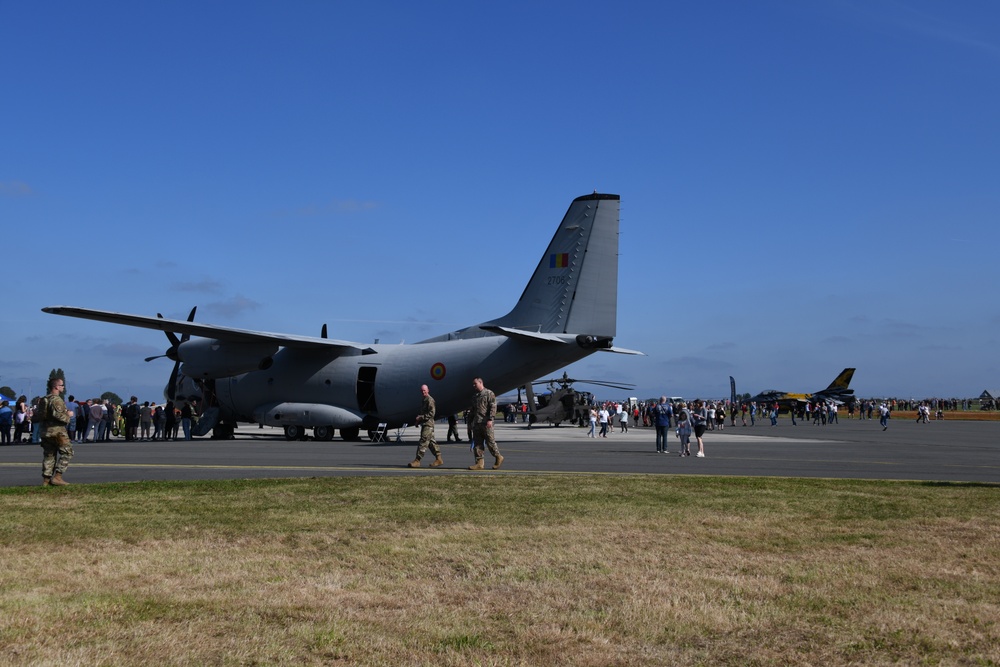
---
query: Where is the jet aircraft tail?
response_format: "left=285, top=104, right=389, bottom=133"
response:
left=486, top=193, right=620, bottom=338
left=824, top=368, right=855, bottom=391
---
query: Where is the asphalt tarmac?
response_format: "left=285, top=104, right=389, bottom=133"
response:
left=1, top=416, right=997, bottom=487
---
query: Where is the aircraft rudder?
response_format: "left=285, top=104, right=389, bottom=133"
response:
left=488, top=193, right=620, bottom=337
left=828, top=368, right=856, bottom=389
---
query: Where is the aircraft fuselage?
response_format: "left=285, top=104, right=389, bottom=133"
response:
left=215, top=336, right=595, bottom=429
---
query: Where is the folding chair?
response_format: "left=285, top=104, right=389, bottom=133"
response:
left=371, top=422, right=388, bottom=443
left=395, top=423, right=408, bottom=442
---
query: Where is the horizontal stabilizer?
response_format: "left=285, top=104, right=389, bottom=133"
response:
left=478, top=325, right=571, bottom=344
left=600, top=346, right=645, bottom=356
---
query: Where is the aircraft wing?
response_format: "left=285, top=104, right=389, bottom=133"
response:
left=41, top=306, right=376, bottom=353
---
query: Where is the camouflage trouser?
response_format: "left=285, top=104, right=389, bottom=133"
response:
left=415, top=423, right=440, bottom=459
left=41, top=432, right=73, bottom=478
left=471, top=423, right=500, bottom=460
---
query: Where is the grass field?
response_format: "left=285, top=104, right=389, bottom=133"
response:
left=2, top=475, right=998, bottom=666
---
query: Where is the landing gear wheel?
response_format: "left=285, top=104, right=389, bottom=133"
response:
left=314, top=425, right=335, bottom=441
left=340, top=426, right=360, bottom=441
left=284, top=425, right=306, bottom=441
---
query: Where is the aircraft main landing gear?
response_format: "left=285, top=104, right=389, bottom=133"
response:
left=313, top=425, right=335, bottom=441
left=283, top=425, right=306, bottom=441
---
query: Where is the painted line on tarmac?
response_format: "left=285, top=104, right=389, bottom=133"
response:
left=3, top=461, right=414, bottom=473
left=5, top=461, right=996, bottom=481
left=2, top=461, right=700, bottom=477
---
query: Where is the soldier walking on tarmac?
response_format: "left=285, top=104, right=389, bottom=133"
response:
left=468, top=377, right=503, bottom=470
left=409, top=385, right=444, bottom=468
left=446, top=414, right=461, bottom=442
left=39, top=377, right=73, bottom=486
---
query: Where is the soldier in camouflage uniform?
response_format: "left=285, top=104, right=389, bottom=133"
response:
left=409, top=385, right=444, bottom=468
left=446, top=414, right=460, bottom=442
left=39, top=377, right=73, bottom=486
left=468, top=377, right=503, bottom=470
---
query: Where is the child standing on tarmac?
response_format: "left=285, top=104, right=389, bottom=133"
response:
left=675, top=404, right=692, bottom=457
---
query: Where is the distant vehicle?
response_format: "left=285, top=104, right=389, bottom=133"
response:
left=741, top=368, right=856, bottom=412
left=525, top=373, right=635, bottom=427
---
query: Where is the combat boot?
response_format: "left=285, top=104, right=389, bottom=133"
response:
left=429, top=456, right=444, bottom=467
left=50, top=473, right=69, bottom=486
left=408, top=459, right=421, bottom=468
left=42, top=476, right=51, bottom=486
left=492, top=455, right=504, bottom=470
left=468, top=459, right=484, bottom=470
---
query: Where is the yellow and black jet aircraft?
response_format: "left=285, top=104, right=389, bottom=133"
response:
left=745, top=368, right=856, bottom=411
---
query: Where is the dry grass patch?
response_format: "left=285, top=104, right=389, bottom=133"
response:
left=0, top=476, right=998, bottom=666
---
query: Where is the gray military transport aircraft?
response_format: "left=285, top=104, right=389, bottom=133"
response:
left=43, top=193, right=640, bottom=441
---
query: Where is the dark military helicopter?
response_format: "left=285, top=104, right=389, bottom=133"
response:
left=524, top=372, right=635, bottom=427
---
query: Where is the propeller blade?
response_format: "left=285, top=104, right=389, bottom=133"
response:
left=166, top=359, right=180, bottom=402
left=150, top=307, right=199, bottom=399
left=157, top=314, right=182, bottom=348
left=180, top=306, right=197, bottom=344
left=321, top=323, right=328, bottom=339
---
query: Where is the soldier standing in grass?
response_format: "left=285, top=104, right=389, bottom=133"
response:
left=468, top=377, right=503, bottom=470
left=409, top=384, right=444, bottom=468
left=39, top=377, right=73, bottom=486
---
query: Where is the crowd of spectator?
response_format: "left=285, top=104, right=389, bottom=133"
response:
left=0, top=394, right=199, bottom=444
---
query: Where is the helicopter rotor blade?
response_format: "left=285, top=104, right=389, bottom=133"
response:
left=530, top=377, right=635, bottom=391
left=572, top=380, right=637, bottom=391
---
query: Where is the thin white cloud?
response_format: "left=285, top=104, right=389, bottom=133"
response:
left=173, top=279, right=224, bottom=293
left=274, top=199, right=381, bottom=218
left=665, top=356, right=734, bottom=373
left=203, top=295, right=262, bottom=319
left=892, top=2, right=1000, bottom=57
left=92, top=342, right=162, bottom=357
left=840, top=0, right=1000, bottom=57
left=0, top=181, right=33, bottom=197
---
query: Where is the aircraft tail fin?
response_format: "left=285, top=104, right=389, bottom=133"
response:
left=487, top=193, right=620, bottom=337
left=825, top=368, right=855, bottom=391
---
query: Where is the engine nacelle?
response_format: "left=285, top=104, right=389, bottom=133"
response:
left=253, top=402, right=364, bottom=428
left=178, top=339, right=278, bottom=378
left=576, top=334, right=614, bottom=349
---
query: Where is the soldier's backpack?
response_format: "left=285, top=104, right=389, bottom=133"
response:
left=35, top=396, right=52, bottom=424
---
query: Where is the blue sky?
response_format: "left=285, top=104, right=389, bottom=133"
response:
left=3, top=1, right=998, bottom=403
